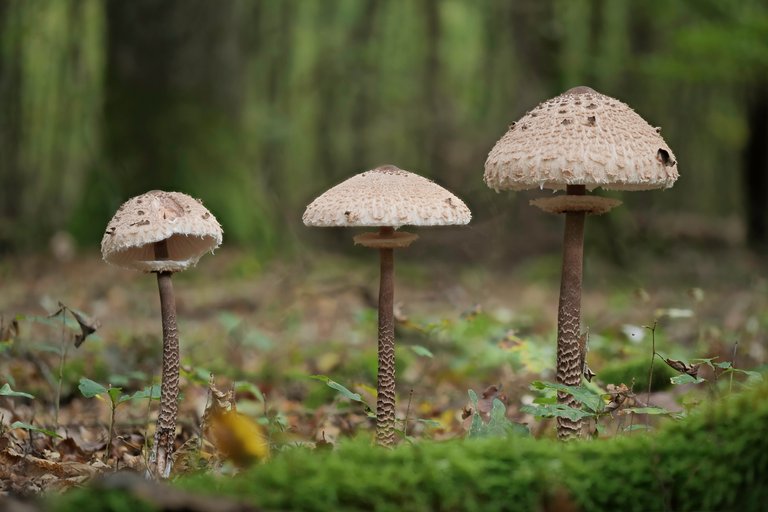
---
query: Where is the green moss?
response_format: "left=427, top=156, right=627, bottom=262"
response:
left=52, top=384, right=768, bottom=512
left=49, top=488, right=159, bottom=512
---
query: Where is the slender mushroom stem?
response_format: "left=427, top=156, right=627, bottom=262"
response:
left=376, top=226, right=396, bottom=446
left=151, top=239, right=180, bottom=477
left=556, top=184, right=586, bottom=440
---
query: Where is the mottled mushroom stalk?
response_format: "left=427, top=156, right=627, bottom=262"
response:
left=376, top=227, right=396, bottom=446
left=555, top=185, right=587, bottom=439
left=152, top=239, right=180, bottom=478
left=532, top=191, right=621, bottom=440
left=353, top=227, right=419, bottom=447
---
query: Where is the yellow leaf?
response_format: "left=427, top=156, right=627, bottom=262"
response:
left=208, top=410, right=269, bottom=467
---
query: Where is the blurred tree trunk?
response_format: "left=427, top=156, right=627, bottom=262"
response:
left=349, top=0, right=380, bottom=171
left=745, top=89, right=768, bottom=251
left=510, top=0, right=559, bottom=95
left=260, top=0, right=294, bottom=197
left=0, top=0, right=103, bottom=251
left=422, top=0, right=442, bottom=174
left=0, top=1, right=22, bottom=251
left=97, top=0, right=269, bottom=245
left=104, top=0, right=243, bottom=192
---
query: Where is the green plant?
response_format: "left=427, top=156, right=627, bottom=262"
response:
left=310, top=375, right=373, bottom=411
left=78, top=377, right=160, bottom=463
left=466, top=389, right=529, bottom=439
left=0, top=383, right=63, bottom=440
left=0, top=382, right=34, bottom=399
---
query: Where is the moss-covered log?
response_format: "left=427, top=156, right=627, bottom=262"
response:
left=51, top=383, right=768, bottom=512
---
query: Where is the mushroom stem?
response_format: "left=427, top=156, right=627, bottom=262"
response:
left=376, top=226, right=396, bottom=447
left=152, top=240, right=180, bottom=478
left=556, top=185, right=586, bottom=440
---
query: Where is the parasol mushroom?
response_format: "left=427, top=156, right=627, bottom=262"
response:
left=303, top=165, right=471, bottom=446
left=485, top=86, right=678, bottom=439
left=101, top=190, right=222, bottom=476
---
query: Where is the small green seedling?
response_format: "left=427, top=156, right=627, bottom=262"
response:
left=0, top=384, right=61, bottom=439
left=79, top=377, right=160, bottom=462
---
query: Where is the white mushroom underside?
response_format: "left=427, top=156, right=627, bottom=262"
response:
left=484, top=88, right=679, bottom=192
left=101, top=191, right=223, bottom=272
left=303, top=165, right=472, bottom=228
left=104, top=233, right=220, bottom=272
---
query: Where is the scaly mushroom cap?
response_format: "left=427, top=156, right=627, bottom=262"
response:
left=484, top=86, right=679, bottom=192
left=101, top=190, right=223, bottom=272
left=302, top=165, right=472, bottom=228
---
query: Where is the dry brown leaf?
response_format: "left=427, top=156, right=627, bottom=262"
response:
left=477, top=384, right=505, bottom=421
left=664, top=358, right=700, bottom=377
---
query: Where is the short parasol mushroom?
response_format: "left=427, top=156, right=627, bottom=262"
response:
left=303, top=165, right=471, bottom=446
left=484, top=86, right=678, bottom=440
left=101, top=190, right=222, bottom=476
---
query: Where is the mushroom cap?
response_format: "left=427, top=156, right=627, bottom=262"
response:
left=484, top=86, right=679, bottom=192
left=101, top=190, right=223, bottom=272
left=302, top=165, right=472, bottom=228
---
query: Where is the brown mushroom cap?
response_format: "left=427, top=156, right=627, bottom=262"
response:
left=302, top=165, right=472, bottom=228
left=101, top=190, right=223, bottom=272
left=484, top=86, right=679, bottom=192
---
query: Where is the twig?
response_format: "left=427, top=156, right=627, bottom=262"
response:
left=627, top=377, right=636, bottom=434
left=403, top=389, right=414, bottom=438
left=105, top=395, right=116, bottom=463
left=730, top=341, right=739, bottom=395
left=54, top=313, right=67, bottom=428
left=143, top=381, right=155, bottom=477
left=644, top=321, right=658, bottom=429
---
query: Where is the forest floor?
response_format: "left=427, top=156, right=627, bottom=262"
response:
left=1, top=241, right=767, bottom=495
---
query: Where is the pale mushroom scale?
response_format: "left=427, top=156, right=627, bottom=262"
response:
left=484, top=87, right=678, bottom=191
left=302, top=165, right=471, bottom=228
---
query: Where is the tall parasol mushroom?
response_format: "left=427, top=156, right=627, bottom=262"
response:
left=101, top=190, right=222, bottom=476
left=303, top=165, right=471, bottom=446
left=485, top=86, right=678, bottom=439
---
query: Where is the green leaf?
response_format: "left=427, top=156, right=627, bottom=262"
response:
left=691, top=357, right=718, bottom=365
left=9, top=421, right=61, bottom=438
left=78, top=377, right=108, bottom=398
left=622, top=407, right=672, bottom=415
left=467, top=395, right=529, bottom=439
left=520, top=404, right=595, bottom=422
left=467, top=389, right=479, bottom=408
left=468, top=408, right=484, bottom=437
left=234, top=381, right=266, bottom=404
left=624, top=424, right=653, bottom=432
left=729, top=368, right=764, bottom=381
left=530, top=381, right=604, bottom=414
left=107, top=387, right=124, bottom=405
left=409, top=345, right=434, bottom=358
left=0, top=383, right=34, bottom=399
left=131, top=384, right=161, bottom=401
left=670, top=374, right=706, bottom=385
left=218, top=311, right=242, bottom=332
left=310, top=375, right=364, bottom=403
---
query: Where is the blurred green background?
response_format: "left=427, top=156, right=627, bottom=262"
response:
left=1, top=0, right=767, bottom=258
